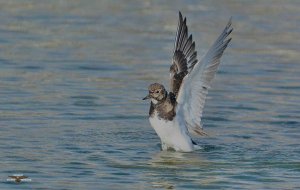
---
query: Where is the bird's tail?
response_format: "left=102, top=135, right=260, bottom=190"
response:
left=191, top=140, right=202, bottom=150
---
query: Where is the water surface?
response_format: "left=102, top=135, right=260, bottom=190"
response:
left=0, top=0, right=299, bottom=189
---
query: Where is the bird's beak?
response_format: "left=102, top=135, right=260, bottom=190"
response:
left=143, top=94, right=150, bottom=100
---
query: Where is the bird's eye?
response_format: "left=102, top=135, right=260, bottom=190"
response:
left=156, top=91, right=159, bottom=93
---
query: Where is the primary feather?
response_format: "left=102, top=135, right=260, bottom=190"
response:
left=170, top=12, right=198, bottom=97
left=176, top=16, right=233, bottom=136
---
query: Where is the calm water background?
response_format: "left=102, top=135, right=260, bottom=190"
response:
left=0, top=0, right=299, bottom=189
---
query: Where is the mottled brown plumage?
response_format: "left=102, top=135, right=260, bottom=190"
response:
left=145, top=83, right=176, bottom=121
left=149, top=92, right=177, bottom=121
left=8, top=175, right=28, bottom=183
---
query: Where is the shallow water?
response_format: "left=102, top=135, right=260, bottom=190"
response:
left=0, top=0, right=300, bottom=189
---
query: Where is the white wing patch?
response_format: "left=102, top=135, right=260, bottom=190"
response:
left=176, top=18, right=233, bottom=136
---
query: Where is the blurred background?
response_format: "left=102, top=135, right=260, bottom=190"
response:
left=0, top=0, right=299, bottom=189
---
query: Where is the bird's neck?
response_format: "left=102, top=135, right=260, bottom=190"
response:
left=150, top=93, right=176, bottom=121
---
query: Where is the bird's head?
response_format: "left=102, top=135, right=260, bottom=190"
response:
left=143, top=83, right=167, bottom=104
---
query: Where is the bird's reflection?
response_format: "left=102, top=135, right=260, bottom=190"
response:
left=148, top=149, right=210, bottom=167
left=145, top=150, right=210, bottom=189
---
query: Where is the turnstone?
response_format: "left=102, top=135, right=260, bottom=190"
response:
left=7, top=174, right=31, bottom=183
left=143, top=12, right=233, bottom=152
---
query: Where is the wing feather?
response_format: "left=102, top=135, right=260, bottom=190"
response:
left=176, top=18, right=233, bottom=136
left=170, top=12, right=198, bottom=97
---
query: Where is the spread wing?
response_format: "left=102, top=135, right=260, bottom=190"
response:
left=176, top=18, right=233, bottom=136
left=9, top=176, right=28, bottom=179
left=170, top=12, right=198, bottom=97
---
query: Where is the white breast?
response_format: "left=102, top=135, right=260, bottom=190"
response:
left=151, top=98, right=158, bottom=104
left=149, top=111, right=194, bottom=152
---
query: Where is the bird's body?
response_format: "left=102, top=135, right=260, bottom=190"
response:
left=150, top=111, right=194, bottom=151
left=148, top=91, right=196, bottom=151
left=143, top=12, right=233, bottom=152
left=8, top=175, right=29, bottom=183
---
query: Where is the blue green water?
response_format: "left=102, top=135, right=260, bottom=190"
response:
left=0, top=0, right=299, bottom=189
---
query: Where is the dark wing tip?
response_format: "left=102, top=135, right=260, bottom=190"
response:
left=224, top=38, right=232, bottom=49
left=179, top=11, right=182, bottom=18
left=179, top=11, right=183, bottom=22
left=227, top=37, right=232, bottom=44
left=227, top=28, right=233, bottom=35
